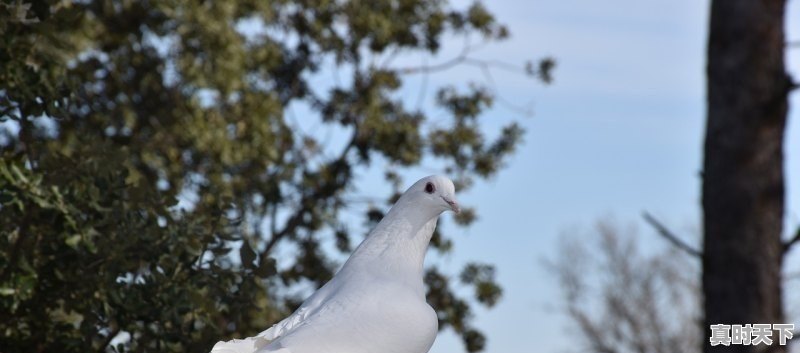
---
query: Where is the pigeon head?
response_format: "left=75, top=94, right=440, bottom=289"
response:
left=402, top=175, right=460, bottom=215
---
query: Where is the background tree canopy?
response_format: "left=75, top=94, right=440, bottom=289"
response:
left=0, top=1, right=551, bottom=352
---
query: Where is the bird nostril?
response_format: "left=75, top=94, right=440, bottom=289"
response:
left=443, top=199, right=460, bottom=214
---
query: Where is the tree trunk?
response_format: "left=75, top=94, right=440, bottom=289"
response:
left=703, top=1, right=791, bottom=353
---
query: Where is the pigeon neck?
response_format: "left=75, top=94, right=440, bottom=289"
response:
left=347, top=197, right=440, bottom=271
left=384, top=197, right=441, bottom=231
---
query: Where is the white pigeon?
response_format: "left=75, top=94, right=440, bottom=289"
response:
left=211, top=175, right=461, bottom=353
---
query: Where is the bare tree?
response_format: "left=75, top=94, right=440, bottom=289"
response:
left=550, top=221, right=702, bottom=353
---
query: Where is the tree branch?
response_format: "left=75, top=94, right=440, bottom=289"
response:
left=397, top=54, right=533, bottom=77
left=783, top=226, right=800, bottom=253
left=641, top=212, right=702, bottom=258
left=257, top=131, right=358, bottom=266
left=396, top=51, right=469, bottom=75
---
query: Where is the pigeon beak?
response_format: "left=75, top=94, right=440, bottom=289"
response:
left=442, top=196, right=460, bottom=214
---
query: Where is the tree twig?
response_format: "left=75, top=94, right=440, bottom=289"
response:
left=783, top=226, right=800, bottom=253
left=396, top=50, right=469, bottom=75
left=641, top=211, right=702, bottom=258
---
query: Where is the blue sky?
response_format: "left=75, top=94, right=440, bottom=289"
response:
left=380, top=1, right=800, bottom=352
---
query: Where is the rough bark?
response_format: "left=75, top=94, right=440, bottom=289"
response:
left=703, top=1, right=791, bottom=352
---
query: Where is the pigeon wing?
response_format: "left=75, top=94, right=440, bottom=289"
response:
left=211, top=280, right=336, bottom=353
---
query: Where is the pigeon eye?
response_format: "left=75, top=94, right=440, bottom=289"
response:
left=425, top=182, right=435, bottom=194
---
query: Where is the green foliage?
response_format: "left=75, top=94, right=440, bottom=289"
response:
left=460, top=263, right=502, bottom=307
left=0, top=0, right=546, bottom=352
